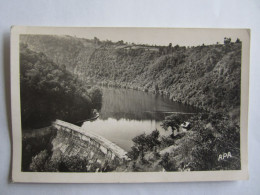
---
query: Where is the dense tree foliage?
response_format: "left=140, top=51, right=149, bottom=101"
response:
left=188, top=113, right=241, bottom=170
left=161, top=114, right=187, bottom=136
left=128, top=130, right=161, bottom=160
left=20, top=43, right=102, bottom=129
left=159, top=152, right=177, bottom=171
left=22, top=127, right=56, bottom=171
left=21, top=35, right=241, bottom=113
left=126, top=112, right=240, bottom=172
left=20, top=35, right=242, bottom=172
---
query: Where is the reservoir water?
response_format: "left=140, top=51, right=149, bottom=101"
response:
left=82, top=87, right=197, bottom=151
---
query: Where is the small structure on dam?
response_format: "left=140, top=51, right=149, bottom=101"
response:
left=52, top=119, right=130, bottom=171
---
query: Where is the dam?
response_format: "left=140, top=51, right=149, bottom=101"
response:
left=51, top=119, right=130, bottom=171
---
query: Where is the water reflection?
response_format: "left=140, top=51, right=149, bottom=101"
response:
left=82, top=118, right=171, bottom=151
left=82, top=88, right=197, bottom=151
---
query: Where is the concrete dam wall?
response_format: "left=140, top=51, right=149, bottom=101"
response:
left=51, top=120, right=129, bottom=171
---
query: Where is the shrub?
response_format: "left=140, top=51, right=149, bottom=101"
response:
left=128, top=130, right=161, bottom=160
left=159, top=153, right=177, bottom=171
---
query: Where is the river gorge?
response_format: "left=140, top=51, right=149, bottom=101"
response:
left=20, top=34, right=242, bottom=172
left=81, top=87, right=198, bottom=151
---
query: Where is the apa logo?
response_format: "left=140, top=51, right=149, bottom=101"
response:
left=218, top=152, right=232, bottom=161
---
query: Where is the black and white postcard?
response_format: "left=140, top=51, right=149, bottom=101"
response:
left=11, top=26, right=250, bottom=183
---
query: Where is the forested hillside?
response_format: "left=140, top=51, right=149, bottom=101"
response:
left=86, top=42, right=241, bottom=114
left=21, top=35, right=241, bottom=114
left=20, top=43, right=102, bottom=129
left=20, top=35, right=242, bottom=172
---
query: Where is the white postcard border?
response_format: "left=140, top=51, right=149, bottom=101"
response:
left=11, top=26, right=249, bottom=183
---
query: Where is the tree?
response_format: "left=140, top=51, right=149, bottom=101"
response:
left=117, top=40, right=124, bottom=45
left=154, top=83, right=159, bottom=92
left=161, top=114, right=186, bottom=136
left=174, top=44, right=180, bottom=50
left=224, top=37, right=231, bottom=45
left=235, top=38, right=241, bottom=43
left=94, top=37, right=100, bottom=45
left=20, top=46, right=97, bottom=128
left=128, top=130, right=161, bottom=160
left=145, top=130, right=161, bottom=149
left=159, top=152, right=177, bottom=171
left=168, top=43, right=173, bottom=54
left=89, top=87, right=103, bottom=110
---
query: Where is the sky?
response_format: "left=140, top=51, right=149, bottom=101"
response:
left=72, top=27, right=248, bottom=46
left=16, top=26, right=249, bottom=47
